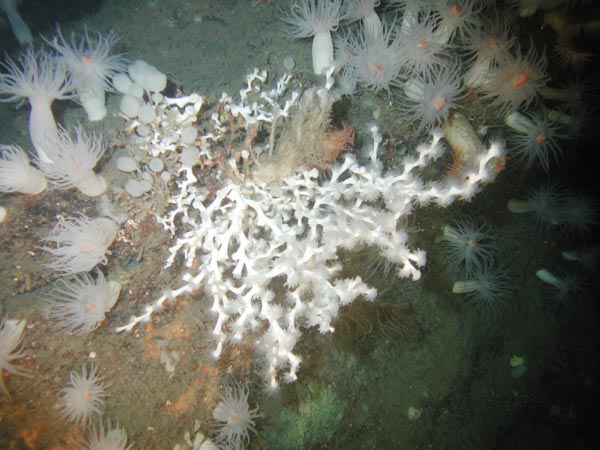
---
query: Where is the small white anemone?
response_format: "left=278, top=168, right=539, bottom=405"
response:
left=402, top=63, right=466, bottom=131
left=45, top=26, right=127, bottom=121
left=40, top=214, right=118, bottom=275
left=346, top=21, right=404, bottom=92
left=83, top=420, right=132, bottom=450
left=0, top=144, right=47, bottom=194
left=36, top=124, right=107, bottom=196
left=212, top=380, right=260, bottom=450
left=44, top=270, right=122, bottom=335
left=480, top=40, right=548, bottom=116
left=504, top=109, right=565, bottom=172
left=56, top=363, right=108, bottom=427
left=452, top=265, right=511, bottom=317
left=0, top=48, right=75, bottom=164
left=397, top=13, right=447, bottom=78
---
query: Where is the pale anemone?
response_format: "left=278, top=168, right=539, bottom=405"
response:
left=212, top=380, right=260, bottom=450
left=40, top=214, right=118, bottom=275
left=397, top=13, right=447, bottom=78
left=0, top=318, right=32, bottom=396
left=463, top=15, right=516, bottom=88
left=0, top=48, right=75, bottom=164
left=441, top=215, right=496, bottom=275
left=507, top=182, right=568, bottom=232
left=401, top=63, right=466, bottom=132
left=345, top=22, right=404, bottom=92
left=35, top=124, right=108, bottom=196
left=44, top=26, right=127, bottom=121
left=432, top=0, right=481, bottom=45
left=282, top=0, right=343, bottom=74
left=480, top=41, right=548, bottom=116
left=44, top=271, right=122, bottom=335
left=80, top=420, right=132, bottom=450
left=56, top=363, right=108, bottom=427
left=0, top=144, right=47, bottom=194
left=536, top=268, right=589, bottom=309
left=452, top=265, right=511, bottom=317
left=504, top=109, right=565, bottom=172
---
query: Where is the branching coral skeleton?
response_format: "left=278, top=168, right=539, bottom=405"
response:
left=115, top=69, right=504, bottom=389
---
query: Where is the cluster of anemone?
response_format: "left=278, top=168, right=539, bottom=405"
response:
left=38, top=213, right=122, bottom=338
left=507, top=182, right=598, bottom=235
left=0, top=26, right=126, bottom=200
left=441, top=215, right=511, bottom=316
left=282, top=0, right=552, bottom=133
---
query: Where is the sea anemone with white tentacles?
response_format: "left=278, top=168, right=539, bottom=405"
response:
left=44, top=26, right=127, bottom=121
left=441, top=215, right=496, bottom=275
left=343, top=21, right=404, bottom=92
left=35, top=124, right=108, bottom=196
left=44, top=271, right=122, bottom=335
left=80, top=419, right=132, bottom=450
left=0, top=318, right=32, bottom=396
left=0, top=144, right=47, bottom=194
left=480, top=41, right=548, bottom=116
left=282, top=0, right=343, bottom=74
left=504, top=109, right=565, bottom=172
left=40, top=214, right=118, bottom=275
left=56, top=363, right=109, bottom=427
left=212, top=380, right=260, bottom=450
left=401, top=63, right=466, bottom=131
left=453, top=265, right=511, bottom=317
left=0, top=48, right=75, bottom=164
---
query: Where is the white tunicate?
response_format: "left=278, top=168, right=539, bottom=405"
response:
left=128, top=60, right=167, bottom=93
left=160, top=171, right=171, bottom=182
left=138, top=180, right=152, bottom=192
left=129, top=82, right=145, bottom=98
left=119, top=95, right=141, bottom=117
left=148, top=157, right=164, bottom=172
left=151, top=92, right=164, bottom=103
left=180, top=147, right=199, bottom=167
left=136, top=124, right=150, bottom=137
left=181, top=126, right=198, bottom=144
left=283, top=56, right=296, bottom=71
left=125, top=179, right=146, bottom=197
left=116, top=156, right=138, bottom=173
left=138, top=104, right=156, bottom=124
left=141, top=171, right=152, bottom=181
left=113, top=73, right=132, bottom=94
